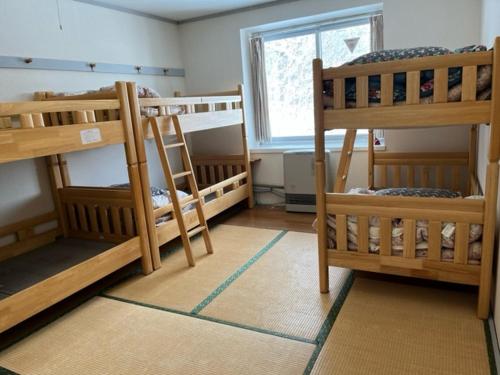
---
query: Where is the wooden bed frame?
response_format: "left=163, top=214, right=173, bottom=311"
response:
left=0, top=82, right=153, bottom=333
left=126, top=84, right=254, bottom=269
left=314, top=37, right=500, bottom=319
left=35, top=84, right=254, bottom=269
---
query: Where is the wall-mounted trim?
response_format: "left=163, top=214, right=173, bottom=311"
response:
left=0, top=55, right=185, bottom=77
left=73, top=0, right=178, bottom=24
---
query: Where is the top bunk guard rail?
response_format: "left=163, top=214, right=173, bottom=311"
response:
left=320, top=49, right=496, bottom=131
left=0, top=96, right=130, bottom=164
left=138, top=94, right=244, bottom=139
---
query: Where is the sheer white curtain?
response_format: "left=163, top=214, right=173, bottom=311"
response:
left=250, top=36, right=271, bottom=144
left=371, top=14, right=385, bottom=143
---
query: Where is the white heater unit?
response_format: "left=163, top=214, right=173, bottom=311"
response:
left=283, top=150, right=332, bottom=213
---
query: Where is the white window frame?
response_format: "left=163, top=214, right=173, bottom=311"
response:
left=257, top=14, right=378, bottom=150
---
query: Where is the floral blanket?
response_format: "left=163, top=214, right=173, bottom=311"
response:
left=323, top=45, right=492, bottom=108
left=111, top=183, right=192, bottom=225
left=315, top=188, right=483, bottom=265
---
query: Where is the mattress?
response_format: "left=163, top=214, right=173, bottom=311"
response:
left=323, top=45, right=492, bottom=109
left=316, top=188, right=483, bottom=265
left=0, top=238, right=114, bottom=299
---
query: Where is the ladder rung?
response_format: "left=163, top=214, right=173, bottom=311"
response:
left=164, top=142, right=185, bottom=149
left=172, top=171, right=192, bottom=179
left=180, top=198, right=199, bottom=207
left=187, top=225, right=206, bottom=238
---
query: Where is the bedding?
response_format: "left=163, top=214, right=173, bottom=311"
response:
left=51, top=85, right=184, bottom=117
left=323, top=45, right=492, bottom=109
left=111, top=184, right=194, bottom=225
left=315, top=188, right=483, bottom=264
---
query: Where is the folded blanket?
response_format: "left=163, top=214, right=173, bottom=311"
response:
left=51, top=85, right=185, bottom=117
left=323, top=45, right=492, bottom=108
left=111, top=183, right=193, bottom=225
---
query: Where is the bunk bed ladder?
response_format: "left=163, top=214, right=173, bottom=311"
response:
left=150, top=116, right=214, bottom=267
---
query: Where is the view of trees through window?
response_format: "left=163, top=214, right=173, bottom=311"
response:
left=264, top=21, right=371, bottom=139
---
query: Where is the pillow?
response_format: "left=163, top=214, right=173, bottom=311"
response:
left=374, top=187, right=461, bottom=198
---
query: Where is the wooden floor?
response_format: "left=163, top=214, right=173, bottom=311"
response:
left=223, top=205, right=316, bottom=233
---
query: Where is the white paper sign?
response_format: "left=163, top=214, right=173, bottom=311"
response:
left=80, top=128, right=102, bottom=145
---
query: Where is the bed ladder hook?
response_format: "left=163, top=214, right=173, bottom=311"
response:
left=89, top=63, right=96, bottom=72
left=24, top=58, right=33, bottom=64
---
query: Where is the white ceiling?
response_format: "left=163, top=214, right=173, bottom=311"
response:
left=85, top=0, right=279, bottom=21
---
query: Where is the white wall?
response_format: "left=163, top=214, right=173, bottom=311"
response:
left=0, top=0, right=185, bottom=226
left=480, top=0, right=500, bottom=344
left=179, top=0, right=481, bottom=200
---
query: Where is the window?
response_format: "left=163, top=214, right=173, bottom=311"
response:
left=261, top=17, right=373, bottom=145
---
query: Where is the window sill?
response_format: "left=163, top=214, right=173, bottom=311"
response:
left=251, top=138, right=385, bottom=154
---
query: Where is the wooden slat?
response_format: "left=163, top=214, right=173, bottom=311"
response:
left=324, top=101, right=491, bottom=130
left=428, top=221, right=442, bottom=261
left=209, top=165, right=216, bottom=184
left=76, top=203, right=89, bottom=232
left=462, top=66, right=477, bottom=102
left=111, top=207, right=122, bottom=236
left=421, top=167, right=430, bottom=187
left=0, top=100, right=120, bottom=117
left=32, top=113, right=45, bottom=128
left=380, top=165, right=388, bottom=187
left=357, top=216, right=369, bottom=253
left=407, top=165, right=415, bottom=187
left=356, top=76, right=368, bottom=108
left=20, top=114, right=34, bottom=129
left=433, top=67, right=448, bottom=103
left=98, top=207, right=111, bottom=235
left=403, top=219, right=416, bottom=258
left=374, top=152, right=469, bottom=165
left=323, top=51, right=492, bottom=79
left=336, top=215, right=348, bottom=251
left=123, top=207, right=135, bottom=236
left=454, top=222, right=469, bottom=264
left=452, top=166, right=461, bottom=191
left=0, top=121, right=125, bottom=163
left=380, top=217, right=392, bottom=256
left=406, top=71, right=420, bottom=104
left=380, top=74, right=394, bottom=106
left=392, top=165, right=401, bottom=187
left=60, top=112, right=71, bottom=125
left=333, top=79, right=345, bottom=109
left=436, top=165, right=445, bottom=188
left=67, top=204, right=78, bottom=230
left=87, top=205, right=99, bottom=233
left=86, top=110, right=97, bottom=123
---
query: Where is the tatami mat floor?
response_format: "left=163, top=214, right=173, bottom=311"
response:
left=0, top=207, right=496, bottom=374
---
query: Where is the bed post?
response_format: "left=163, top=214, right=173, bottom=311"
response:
left=126, top=82, right=162, bottom=271
left=467, top=125, right=478, bottom=195
left=368, top=129, right=375, bottom=189
left=33, top=91, right=69, bottom=238
left=478, top=37, right=500, bottom=319
left=116, top=81, right=153, bottom=275
left=313, top=58, right=329, bottom=293
left=238, top=84, right=255, bottom=208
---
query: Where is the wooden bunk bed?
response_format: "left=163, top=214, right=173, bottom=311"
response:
left=127, top=84, right=254, bottom=269
left=0, top=82, right=153, bottom=333
left=314, top=38, right=500, bottom=319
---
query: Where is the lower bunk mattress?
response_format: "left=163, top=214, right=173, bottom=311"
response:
left=318, top=188, right=483, bottom=265
left=0, top=238, right=114, bottom=299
